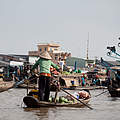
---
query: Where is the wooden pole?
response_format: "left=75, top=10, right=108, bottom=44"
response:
left=94, top=90, right=108, bottom=97
left=54, top=90, right=58, bottom=104
left=27, top=82, right=29, bottom=95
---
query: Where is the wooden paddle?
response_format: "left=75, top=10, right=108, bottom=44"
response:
left=94, top=90, right=108, bottom=97
left=24, top=79, right=30, bottom=95
left=54, top=89, right=58, bottom=104
left=26, top=82, right=29, bottom=95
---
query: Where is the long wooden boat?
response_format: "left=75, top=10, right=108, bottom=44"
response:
left=17, top=83, right=107, bottom=91
left=108, top=85, right=120, bottom=97
left=17, top=83, right=37, bottom=89
left=23, top=96, right=90, bottom=108
left=0, top=81, right=14, bottom=92
left=106, top=67, right=120, bottom=97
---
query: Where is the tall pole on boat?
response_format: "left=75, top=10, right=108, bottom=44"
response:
left=86, top=32, right=89, bottom=60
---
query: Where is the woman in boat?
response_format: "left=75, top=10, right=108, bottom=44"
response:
left=31, top=51, right=59, bottom=102
left=81, top=74, right=86, bottom=86
left=78, top=90, right=90, bottom=99
left=72, top=89, right=90, bottom=100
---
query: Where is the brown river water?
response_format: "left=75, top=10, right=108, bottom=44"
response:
left=0, top=88, right=120, bottom=120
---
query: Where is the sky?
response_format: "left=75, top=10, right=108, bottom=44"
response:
left=0, top=0, right=120, bottom=61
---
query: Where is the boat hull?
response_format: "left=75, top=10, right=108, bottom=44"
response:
left=23, top=96, right=90, bottom=108
left=0, top=81, right=14, bottom=92
left=108, top=87, right=120, bottom=97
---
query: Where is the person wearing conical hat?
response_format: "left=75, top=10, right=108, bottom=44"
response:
left=31, top=51, right=59, bottom=101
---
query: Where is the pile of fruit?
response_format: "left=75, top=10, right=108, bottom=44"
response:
left=49, top=96, right=74, bottom=104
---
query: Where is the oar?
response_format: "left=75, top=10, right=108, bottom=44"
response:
left=94, top=90, right=108, bottom=97
left=26, top=82, right=29, bottom=95
left=24, top=76, right=38, bottom=95
left=54, top=89, right=58, bottom=104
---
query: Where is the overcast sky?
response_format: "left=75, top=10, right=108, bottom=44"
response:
left=0, top=0, right=120, bottom=60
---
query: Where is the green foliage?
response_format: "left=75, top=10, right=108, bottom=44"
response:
left=62, top=71, right=70, bottom=75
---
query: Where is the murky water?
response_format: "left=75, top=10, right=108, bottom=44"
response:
left=0, top=88, right=120, bottom=120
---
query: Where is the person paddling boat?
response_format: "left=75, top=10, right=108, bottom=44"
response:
left=31, top=51, right=60, bottom=102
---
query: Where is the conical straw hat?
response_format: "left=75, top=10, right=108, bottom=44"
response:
left=39, top=51, right=52, bottom=60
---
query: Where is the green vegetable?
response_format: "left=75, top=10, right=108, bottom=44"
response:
left=59, top=97, right=65, bottom=103
left=49, top=97, right=52, bottom=102
left=64, top=98, right=68, bottom=103
left=56, top=97, right=59, bottom=103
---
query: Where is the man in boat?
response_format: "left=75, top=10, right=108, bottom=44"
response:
left=31, top=51, right=60, bottom=102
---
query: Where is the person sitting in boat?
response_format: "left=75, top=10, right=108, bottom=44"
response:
left=66, top=89, right=90, bottom=102
left=31, top=51, right=60, bottom=102
left=78, top=89, right=91, bottom=99
left=73, top=89, right=90, bottom=100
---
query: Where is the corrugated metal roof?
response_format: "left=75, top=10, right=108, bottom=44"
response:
left=66, top=57, right=85, bottom=68
left=0, top=60, right=9, bottom=66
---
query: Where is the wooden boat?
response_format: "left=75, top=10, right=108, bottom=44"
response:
left=23, top=96, right=90, bottom=108
left=63, top=86, right=76, bottom=90
left=108, top=85, right=120, bottom=97
left=17, top=83, right=59, bottom=91
left=17, top=83, right=37, bottom=89
left=0, top=81, right=14, bottom=92
left=107, top=67, right=120, bottom=97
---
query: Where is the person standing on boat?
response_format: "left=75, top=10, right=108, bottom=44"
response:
left=81, top=74, right=86, bottom=87
left=31, top=51, right=59, bottom=102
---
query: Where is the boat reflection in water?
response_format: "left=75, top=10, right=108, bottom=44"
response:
left=24, top=107, right=49, bottom=120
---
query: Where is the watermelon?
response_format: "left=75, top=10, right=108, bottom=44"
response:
left=64, top=98, right=68, bottom=103
left=49, top=97, right=52, bottom=102
left=56, top=97, right=59, bottom=103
